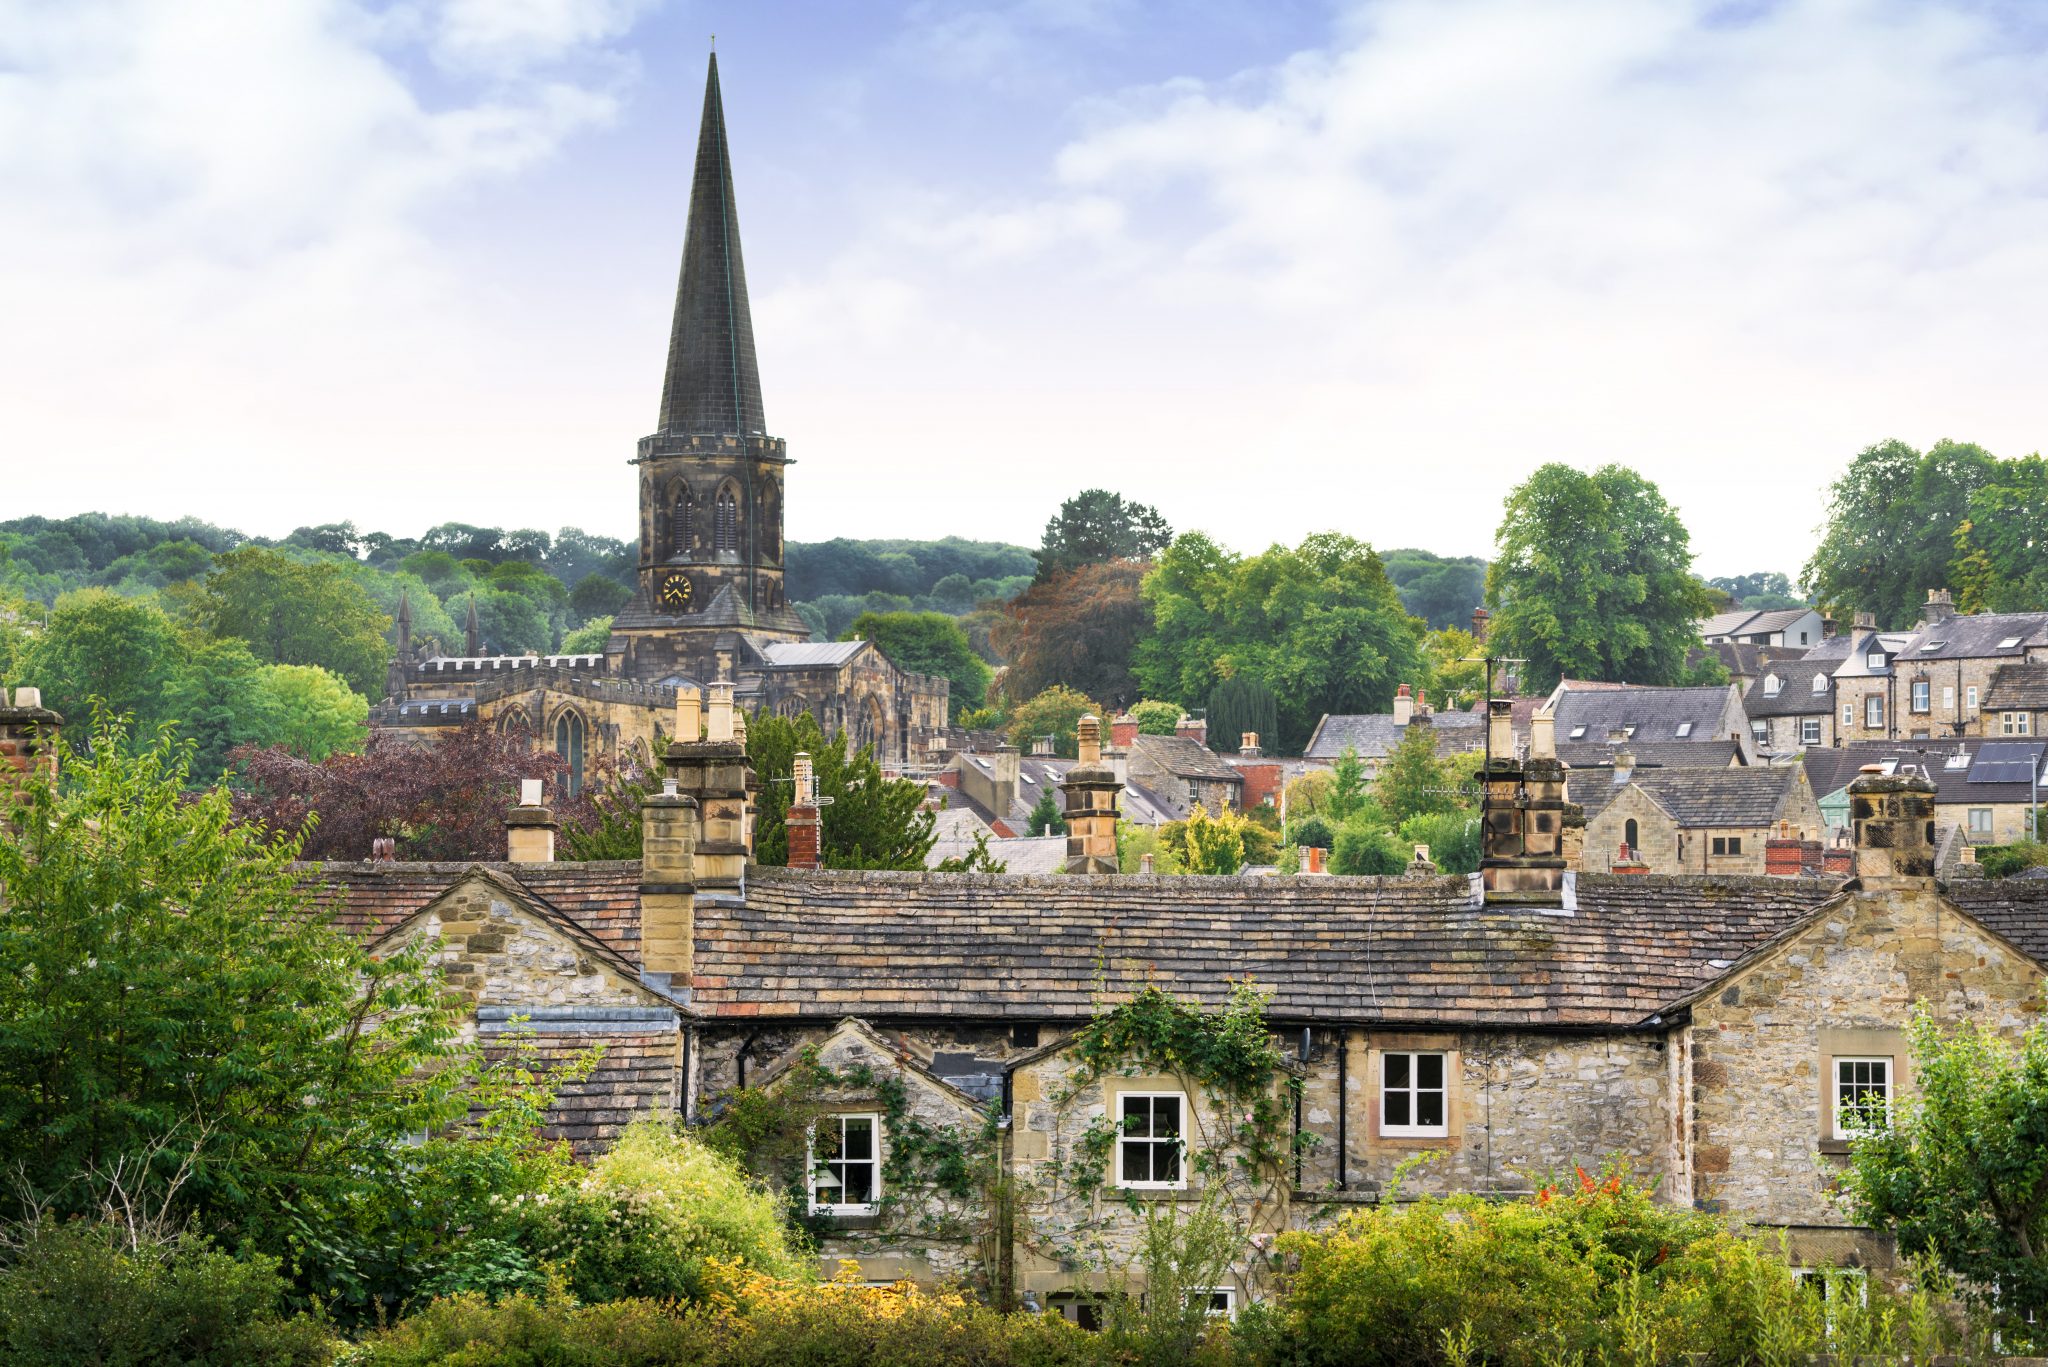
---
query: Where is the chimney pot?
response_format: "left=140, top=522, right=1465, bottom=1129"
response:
left=1392, top=685, right=1414, bottom=727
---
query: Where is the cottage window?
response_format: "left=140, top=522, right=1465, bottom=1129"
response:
left=1763, top=674, right=1781, bottom=697
left=1943, top=685, right=1955, bottom=711
left=1116, top=1092, right=1187, bottom=1189
left=2002, top=712, right=2033, bottom=737
left=1751, top=720, right=1769, bottom=744
left=1380, top=1051, right=1448, bottom=1137
left=1867, top=650, right=1885, bottom=669
left=1834, top=1058, right=1891, bottom=1137
left=1801, top=718, right=1822, bottom=745
left=1969, top=808, right=1994, bottom=837
left=1841, top=702, right=1855, bottom=728
left=810, top=1113, right=881, bottom=1215
left=1865, top=695, right=1884, bottom=729
left=1812, top=674, right=1828, bottom=695
left=1623, top=818, right=1640, bottom=853
left=1911, top=680, right=1930, bottom=713
left=1967, top=686, right=1979, bottom=711
left=1201, top=1289, right=1237, bottom=1320
left=1711, top=835, right=1744, bottom=856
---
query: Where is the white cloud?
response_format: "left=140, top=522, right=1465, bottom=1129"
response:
left=775, top=0, right=2048, bottom=573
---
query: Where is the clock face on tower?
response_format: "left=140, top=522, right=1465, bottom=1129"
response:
left=659, top=571, right=693, bottom=610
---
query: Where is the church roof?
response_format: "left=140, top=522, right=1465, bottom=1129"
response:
left=656, top=53, right=766, bottom=438
left=760, top=640, right=867, bottom=668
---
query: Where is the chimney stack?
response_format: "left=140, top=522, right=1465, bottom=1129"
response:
left=992, top=744, right=1021, bottom=818
left=1031, top=734, right=1055, bottom=758
left=1611, top=747, right=1636, bottom=787
left=1404, top=844, right=1439, bottom=878
left=1174, top=714, right=1208, bottom=747
left=1487, top=697, right=1514, bottom=760
left=1238, top=732, right=1262, bottom=759
left=1479, top=697, right=1582, bottom=901
left=1110, top=713, right=1140, bottom=749
left=1530, top=710, right=1556, bottom=760
left=1392, top=684, right=1414, bottom=727
left=1921, top=588, right=1956, bottom=627
left=1847, top=766, right=1938, bottom=886
left=0, top=687, right=61, bottom=818
left=662, top=684, right=750, bottom=893
left=1058, top=715, right=1121, bottom=873
left=1853, top=610, right=1877, bottom=631
left=786, top=752, right=822, bottom=872
left=506, top=777, right=557, bottom=863
left=1471, top=606, right=1490, bottom=643
left=639, top=777, right=698, bottom=998
left=1297, top=845, right=1328, bottom=875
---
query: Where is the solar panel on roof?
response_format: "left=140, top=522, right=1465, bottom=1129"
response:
left=1969, top=742, right=2046, bottom=785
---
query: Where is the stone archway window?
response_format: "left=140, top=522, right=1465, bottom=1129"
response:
left=1624, top=817, right=1640, bottom=855
left=554, top=711, right=586, bottom=797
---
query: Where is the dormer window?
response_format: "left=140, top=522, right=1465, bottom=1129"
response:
left=1812, top=674, right=1828, bottom=695
left=1867, top=650, right=1885, bottom=669
left=1763, top=674, right=1781, bottom=696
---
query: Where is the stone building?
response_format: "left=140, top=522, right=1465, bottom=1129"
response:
left=368, top=54, right=948, bottom=786
left=283, top=684, right=2048, bottom=1308
left=1577, top=762, right=1825, bottom=875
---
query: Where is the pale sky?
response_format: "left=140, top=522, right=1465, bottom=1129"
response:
left=4, top=0, right=2046, bottom=579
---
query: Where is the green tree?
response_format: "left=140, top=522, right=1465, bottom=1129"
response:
left=1206, top=675, right=1278, bottom=756
left=1377, top=724, right=1466, bottom=824
left=201, top=546, right=389, bottom=696
left=255, top=664, right=367, bottom=762
left=1005, top=685, right=1108, bottom=759
left=1026, top=787, right=1066, bottom=836
left=1136, top=532, right=1425, bottom=753
left=1805, top=438, right=2002, bottom=625
left=1328, top=746, right=1370, bottom=823
left=748, top=711, right=936, bottom=869
left=1842, top=1004, right=2048, bottom=1346
left=1035, top=489, right=1172, bottom=583
left=845, top=611, right=993, bottom=722
left=1330, top=816, right=1407, bottom=875
left=1423, top=627, right=1487, bottom=710
left=569, top=573, right=631, bottom=622
left=468, top=587, right=549, bottom=654
left=1486, top=464, right=1716, bottom=692
left=1382, top=548, right=1489, bottom=629
left=1176, top=804, right=1246, bottom=875
left=992, top=559, right=1152, bottom=707
left=1951, top=454, right=2048, bottom=614
left=0, top=718, right=471, bottom=1248
left=1126, top=699, right=1183, bottom=735
left=161, top=638, right=275, bottom=785
left=21, top=588, right=182, bottom=729
left=560, top=615, right=613, bottom=653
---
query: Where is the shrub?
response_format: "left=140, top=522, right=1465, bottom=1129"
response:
left=1266, top=1166, right=1962, bottom=1366
left=1329, top=816, right=1406, bottom=875
left=1285, top=814, right=1335, bottom=851
left=1397, top=811, right=1481, bottom=875
left=0, top=1223, right=334, bottom=1366
left=546, top=1121, right=809, bottom=1305
left=1977, top=839, right=2048, bottom=878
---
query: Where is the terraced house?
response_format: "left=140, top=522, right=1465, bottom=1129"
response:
left=291, top=689, right=2048, bottom=1311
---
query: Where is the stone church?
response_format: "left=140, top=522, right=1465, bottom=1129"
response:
left=369, top=55, right=949, bottom=787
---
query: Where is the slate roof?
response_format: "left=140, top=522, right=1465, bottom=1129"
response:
left=1303, top=712, right=1487, bottom=762
left=1700, top=610, right=1760, bottom=638
left=1617, top=767, right=1809, bottom=828
left=1802, top=739, right=2048, bottom=805
left=1131, top=732, right=1246, bottom=782
left=301, top=860, right=645, bottom=960
left=1982, top=663, right=2048, bottom=712
left=1556, top=741, right=1743, bottom=772
left=1896, top=612, right=2048, bottom=663
left=1943, top=881, right=2048, bottom=963
left=479, top=1010, right=679, bottom=1155
left=1551, top=686, right=1740, bottom=745
left=689, top=867, right=1838, bottom=1027
left=1744, top=660, right=1837, bottom=717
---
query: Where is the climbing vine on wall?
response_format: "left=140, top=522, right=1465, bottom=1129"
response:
left=1049, top=980, right=1309, bottom=1211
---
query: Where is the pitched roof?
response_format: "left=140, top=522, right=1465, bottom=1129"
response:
left=656, top=53, right=765, bottom=437
left=759, top=640, right=866, bottom=669
left=1896, top=612, right=2048, bottom=664
left=1557, top=740, right=1743, bottom=771
left=1700, top=610, right=1761, bottom=638
left=689, top=867, right=1837, bottom=1027
left=301, top=860, right=645, bottom=961
left=1550, top=686, right=1738, bottom=745
left=1130, top=732, right=1245, bottom=783
left=1744, top=659, right=1837, bottom=717
left=1802, top=738, right=2048, bottom=805
left=479, top=1011, right=678, bottom=1156
left=1303, top=712, right=1486, bottom=762
left=1982, top=663, right=2048, bottom=712
left=1943, top=881, right=2048, bottom=963
left=1618, top=766, right=1808, bottom=828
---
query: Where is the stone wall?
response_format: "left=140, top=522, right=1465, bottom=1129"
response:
left=1687, top=885, right=2045, bottom=1251
left=1584, top=788, right=1681, bottom=872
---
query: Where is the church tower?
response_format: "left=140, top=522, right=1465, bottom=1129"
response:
left=611, top=52, right=807, bottom=684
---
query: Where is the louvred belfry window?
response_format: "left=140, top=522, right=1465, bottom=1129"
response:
left=715, top=491, right=738, bottom=552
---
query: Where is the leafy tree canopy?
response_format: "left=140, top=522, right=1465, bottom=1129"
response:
left=1207, top=675, right=1278, bottom=756
left=1035, top=489, right=1172, bottom=583
left=844, top=610, right=993, bottom=722
left=1005, top=685, right=1108, bottom=759
left=747, top=711, right=936, bottom=870
left=1026, top=787, right=1066, bottom=836
left=1126, top=698, right=1184, bottom=735
left=200, top=546, right=391, bottom=696
left=1136, top=532, right=1424, bottom=753
left=1803, top=438, right=2005, bottom=626
left=1485, top=463, right=1717, bottom=693
left=992, top=558, right=1151, bottom=707
left=1382, top=548, right=1489, bottom=630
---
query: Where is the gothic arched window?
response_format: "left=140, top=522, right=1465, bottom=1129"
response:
left=670, top=490, right=692, bottom=558
left=554, top=711, right=586, bottom=798
left=715, top=490, right=738, bottom=553
left=1624, top=817, right=1640, bottom=855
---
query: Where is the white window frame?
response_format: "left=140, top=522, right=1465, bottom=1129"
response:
left=1201, top=1287, right=1238, bottom=1320
left=1833, top=1057, right=1891, bottom=1138
left=1967, top=685, right=1979, bottom=711
left=1115, top=1091, right=1188, bottom=1191
left=1801, top=718, right=1822, bottom=745
left=1911, top=679, right=1930, bottom=713
left=2003, top=712, right=2033, bottom=737
left=1943, top=685, right=1955, bottom=711
left=1841, top=702, right=1855, bottom=728
left=1379, top=1050, right=1450, bottom=1138
left=1675, top=721, right=1694, bottom=737
left=1867, top=650, right=1885, bottom=669
left=1865, top=695, right=1884, bottom=729
left=809, top=1112, right=882, bottom=1216
left=1813, top=673, right=1828, bottom=695
left=1763, top=675, right=1781, bottom=697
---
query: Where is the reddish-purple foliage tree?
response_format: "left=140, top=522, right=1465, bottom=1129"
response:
left=230, top=721, right=593, bottom=861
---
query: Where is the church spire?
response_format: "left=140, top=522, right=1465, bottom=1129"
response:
left=656, top=52, right=765, bottom=437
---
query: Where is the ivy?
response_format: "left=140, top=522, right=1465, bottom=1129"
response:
left=1049, top=980, right=1308, bottom=1212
